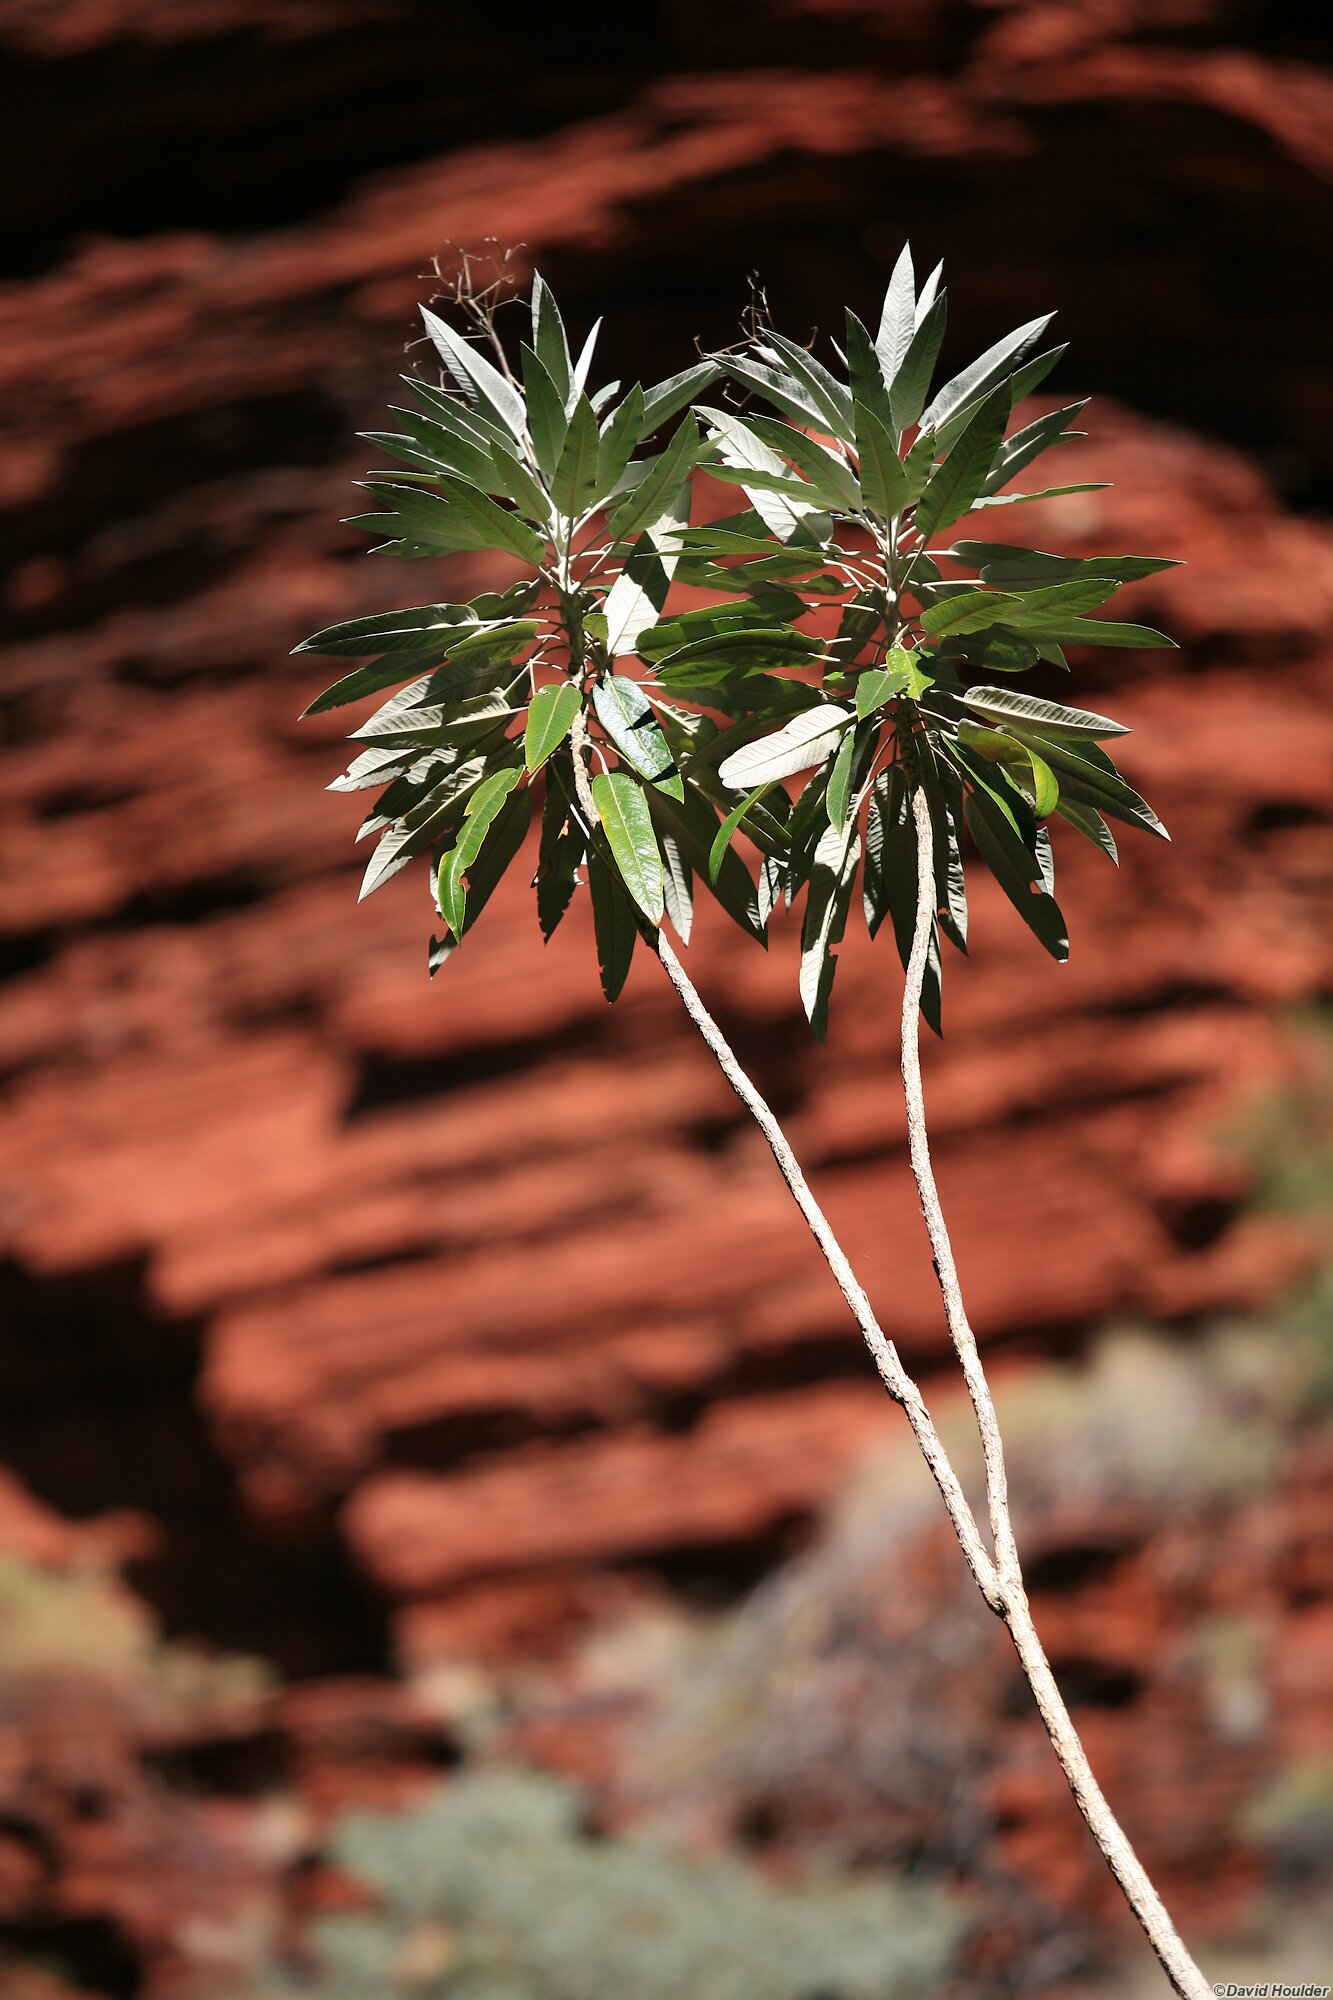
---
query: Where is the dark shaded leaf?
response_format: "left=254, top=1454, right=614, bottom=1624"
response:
left=588, top=844, right=637, bottom=999
left=914, top=381, right=1012, bottom=542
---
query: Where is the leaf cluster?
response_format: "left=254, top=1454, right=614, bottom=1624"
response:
left=298, top=255, right=1177, bottom=1033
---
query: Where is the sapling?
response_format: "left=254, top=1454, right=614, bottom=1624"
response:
left=297, top=251, right=1207, bottom=1998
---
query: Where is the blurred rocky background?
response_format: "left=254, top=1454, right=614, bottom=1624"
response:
left=0, top=1, right=1330, bottom=1994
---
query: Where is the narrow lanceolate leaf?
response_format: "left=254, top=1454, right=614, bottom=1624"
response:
left=708, top=782, right=774, bottom=883
left=488, top=442, right=553, bottom=525
left=660, top=832, right=694, bottom=943
left=863, top=765, right=944, bottom=1031
left=999, top=577, right=1120, bottom=628
left=644, top=786, right=764, bottom=941
left=551, top=394, right=601, bottom=518
left=454, top=788, right=532, bottom=942
left=592, top=770, right=664, bottom=922
left=717, top=704, right=853, bottom=791
left=853, top=399, right=910, bottom=519
left=569, top=317, right=603, bottom=405
left=607, top=415, right=701, bottom=542
left=602, top=534, right=676, bottom=657
left=875, top=242, right=917, bottom=388
left=983, top=400, right=1087, bottom=494
left=961, top=687, right=1130, bottom=738
left=520, top=344, right=568, bottom=478
left=598, top=384, right=646, bottom=495
left=535, top=762, right=586, bottom=938
left=954, top=543, right=1180, bottom=590
left=363, top=479, right=546, bottom=566
left=889, top=291, right=947, bottom=433
left=701, top=408, right=831, bottom=544
left=1007, top=731, right=1169, bottom=838
left=972, top=481, right=1110, bottom=510
left=1056, top=798, right=1119, bottom=862
left=824, top=727, right=858, bottom=827
left=920, top=589, right=1022, bottom=637
left=437, top=766, right=526, bottom=936
left=800, top=819, right=862, bottom=1040
left=531, top=271, right=572, bottom=399
left=592, top=674, right=682, bottom=795
left=963, top=786, right=1069, bottom=961
left=716, top=353, right=830, bottom=432
left=735, top=414, right=862, bottom=512
left=759, top=333, right=854, bottom=441
left=588, top=844, right=637, bottom=1000
left=640, top=360, right=722, bottom=435
left=920, top=313, right=1053, bottom=432
left=524, top=681, right=582, bottom=771
left=914, top=381, right=1012, bottom=542
left=420, top=306, right=526, bottom=438
left=918, top=745, right=969, bottom=952
left=845, top=310, right=895, bottom=439
left=1015, top=616, right=1176, bottom=650
left=295, top=601, right=494, bottom=661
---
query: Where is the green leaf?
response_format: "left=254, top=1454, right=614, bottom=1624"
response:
left=639, top=591, right=804, bottom=659
left=917, top=744, right=968, bottom=952
left=914, top=381, right=1012, bottom=542
left=655, top=627, right=821, bottom=675
left=984, top=400, right=1087, bottom=494
left=660, top=831, right=694, bottom=944
left=960, top=687, right=1129, bottom=738
left=717, top=703, right=852, bottom=790
left=920, top=589, right=1021, bottom=637
left=954, top=543, right=1180, bottom=589
left=855, top=647, right=929, bottom=714
left=551, top=394, right=601, bottom=518
left=437, top=767, right=527, bottom=936
left=456, top=787, right=531, bottom=940
left=799, top=819, right=861, bottom=1039
left=999, top=577, right=1121, bottom=628
left=889, top=291, right=947, bottom=433
left=1055, top=798, right=1119, bottom=862
left=759, top=333, right=855, bottom=440
left=488, top=442, right=553, bottom=525
left=934, top=628, right=1040, bottom=675
left=875, top=244, right=917, bottom=390
left=420, top=306, right=527, bottom=437
left=602, top=536, right=677, bottom=659
left=531, top=271, right=572, bottom=400
left=729, top=414, right=862, bottom=512
left=962, top=786, right=1068, bottom=960
left=708, top=781, right=775, bottom=883
left=971, top=481, right=1110, bottom=511
left=639, top=360, right=722, bottom=435
left=1007, top=731, right=1169, bottom=838
left=520, top=344, right=568, bottom=479
left=363, top=478, right=546, bottom=566
left=853, top=398, right=910, bottom=520
left=703, top=407, right=833, bottom=544
left=824, top=728, right=858, bottom=827
left=717, top=352, right=831, bottom=431
left=1012, top=617, right=1175, bottom=650
left=592, top=770, right=664, bottom=922
left=535, top=760, right=586, bottom=938
left=607, top=415, right=702, bottom=542
left=524, top=681, right=581, bottom=771
left=921, top=313, right=1053, bottom=432
left=862, top=765, right=944, bottom=1031
left=568, top=317, right=603, bottom=406
left=587, top=845, right=637, bottom=1000
left=598, top=384, right=646, bottom=495
left=644, top=786, right=764, bottom=941
left=592, top=674, right=682, bottom=796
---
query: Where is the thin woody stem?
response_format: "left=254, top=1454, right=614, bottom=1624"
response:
left=900, top=786, right=1210, bottom=2000
left=573, top=701, right=1208, bottom=1996
left=652, top=928, right=1003, bottom=1609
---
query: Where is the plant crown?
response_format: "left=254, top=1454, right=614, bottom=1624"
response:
left=297, top=249, right=1176, bottom=1034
